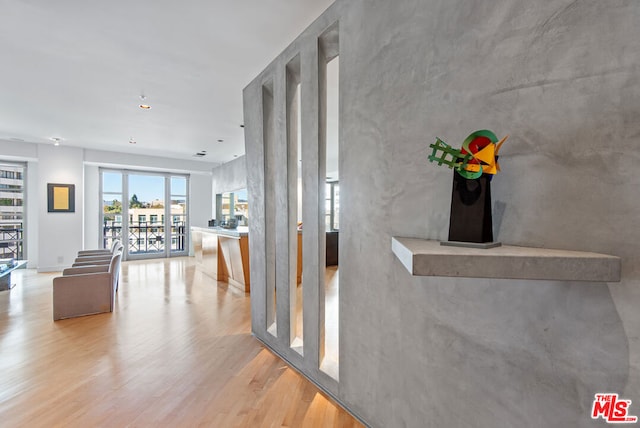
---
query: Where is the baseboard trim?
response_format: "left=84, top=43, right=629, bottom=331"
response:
left=37, top=266, right=63, bottom=273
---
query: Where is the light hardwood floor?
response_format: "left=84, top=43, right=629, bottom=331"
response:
left=292, top=266, right=340, bottom=380
left=0, top=257, right=362, bottom=427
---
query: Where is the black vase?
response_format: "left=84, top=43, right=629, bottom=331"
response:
left=447, top=172, right=493, bottom=243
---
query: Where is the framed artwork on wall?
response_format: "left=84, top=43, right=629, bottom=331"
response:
left=47, top=183, right=75, bottom=213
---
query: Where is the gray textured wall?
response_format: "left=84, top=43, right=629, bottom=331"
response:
left=211, top=155, right=247, bottom=196
left=211, top=155, right=247, bottom=220
left=245, top=0, right=640, bottom=426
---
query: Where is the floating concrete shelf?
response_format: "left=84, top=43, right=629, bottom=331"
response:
left=392, top=237, right=621, bottom=282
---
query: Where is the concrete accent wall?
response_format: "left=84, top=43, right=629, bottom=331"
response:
left=244, top=0, right=640, bottom=426
left=211, top=155, right=247, bottom=195
left=244, top=4, right=342, bottom=400
left=211, top=155, right=247, bottom=217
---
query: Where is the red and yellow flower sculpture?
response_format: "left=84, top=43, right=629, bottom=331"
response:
left=428, top=130, right=508, bottom=179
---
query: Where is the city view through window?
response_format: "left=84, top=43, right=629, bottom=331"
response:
left=102, top=171, right=188, bottom=258
left=0, top=162, right=24, bottom=260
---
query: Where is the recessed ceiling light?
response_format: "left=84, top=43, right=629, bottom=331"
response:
left=217, top=139, right=224, bottom=143
left=139, top=94, right=151, bottom=109
left=50, top=137, right=62, bottom=146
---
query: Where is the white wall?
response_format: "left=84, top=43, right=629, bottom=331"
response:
left=0, top=139, right=38, bottom=159
left=83, top=164, right=100, bottom=250
left=84, top=149, right=216, bottom=174
left=37, top=145, right=84, bottom=272
left=1, top=139, right=216, bottom=269
left=25, top=161, right=39, bottom=268
left=188, top=173, right=214, bottom=255
left=190, top=174, right=213, bottom=228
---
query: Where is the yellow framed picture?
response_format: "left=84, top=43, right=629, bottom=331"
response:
left=47, top=183, right=75, bottom=212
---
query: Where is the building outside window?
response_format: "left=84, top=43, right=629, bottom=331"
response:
left=101, top=169, right=189, bottom=259
left=0, top=162, right=25, bottom=260
left=325, top=181, right=339, bottom=231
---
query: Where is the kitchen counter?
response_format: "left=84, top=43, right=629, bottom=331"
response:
left=191, top=227, right=250, bottom=292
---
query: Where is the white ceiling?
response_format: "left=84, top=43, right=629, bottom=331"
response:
left=0, top=0, right=335, bottom=165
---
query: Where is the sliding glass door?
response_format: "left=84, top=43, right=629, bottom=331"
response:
left=101, top=169, right=189, bottom=260
left=127, top=173, right=166, bottom=258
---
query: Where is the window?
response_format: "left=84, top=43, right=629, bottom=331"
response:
left=216, top=189, right=248, bottom=226
left=325, top=181, right=339, bottom=231
left=100, top=169, right=189, bottom=259
left=0, top=161, right=26, bottom=260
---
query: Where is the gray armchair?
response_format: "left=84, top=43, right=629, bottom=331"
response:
left=77, top=239, right=120, bottom=257
left=53, top=253, right=122, bottom=321
left=72, top=258, right=112, bottom=267
left=74, top=242, right=123, bottom=266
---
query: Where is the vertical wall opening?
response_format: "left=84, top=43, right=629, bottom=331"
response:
left=263, top=81, right=277, bottom=337
left=287, top=56, right=304, bottom=354
left=319, top=24, right=340, bottom=381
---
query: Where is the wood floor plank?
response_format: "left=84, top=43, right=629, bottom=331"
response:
left=0, top=258, right=363, bottom=427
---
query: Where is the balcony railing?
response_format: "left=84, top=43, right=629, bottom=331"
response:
left=0, top=227, right=23, bottom=260
left=103, top=222, right=186, bottom=255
